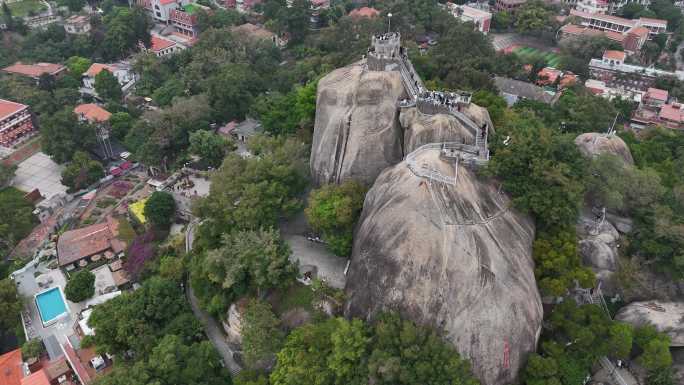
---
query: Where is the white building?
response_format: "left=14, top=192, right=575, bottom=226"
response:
left=63, top=15, right=91, bottom=34
left=82, top=63, right=136, bottom=96
left=446, top=2, right=492, bottom=34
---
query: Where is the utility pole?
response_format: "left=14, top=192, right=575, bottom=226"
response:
left=387, top=13, right=392, bottom=33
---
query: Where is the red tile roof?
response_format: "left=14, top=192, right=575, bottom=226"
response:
left=159, top=0, right=177, bottom=5
left=62, top=342, right=92, bottom=385
left=84, top=63, right=112, bottom=78
left=0, top=349, right=23, bottom=385
left=74, top=104, right=112, bottom=122
left=629, top=26, right=649, bottom=38
left=646, top=87, right=668, bottom=102
left=603, top=50, right=626, bottom=61
left=57, top=217, right=125, bottom=267
left=349, top=6, right=380, bottom=18
left=20, top=370, right=50, bottom=385
left=659, top=104, right=684, bottom=123
left=150, top=36, right=176, bottom=52
left=0, top=99, right=28, bottom=121
left=639, top=17, right=667, bottom=26
left=537, top=67, right=561, bottom=84
left=2, top=62, right=66, bottom=79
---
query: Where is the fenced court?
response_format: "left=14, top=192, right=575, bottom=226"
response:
left=512, top=46, right=561, bottom=67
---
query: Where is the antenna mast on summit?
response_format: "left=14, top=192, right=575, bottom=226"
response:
left=607, top=113, right=618, bottom=136
left=387, top=13, right=393, bottom=33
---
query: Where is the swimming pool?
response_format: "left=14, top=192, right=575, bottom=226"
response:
left=35, top=287, right=68, bottom=327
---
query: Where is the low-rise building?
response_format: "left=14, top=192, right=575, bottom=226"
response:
left=349, top=6, right=380, bottom=19
left=82, top=63, right=135, bottom=95
left=145, top=35, right=181, bottom=57
left=63, top=15, right=91, bottom=34
left=0, top=349, right=23, bottom=385
left=0, top=99, right=36, bottom=148
left=588, top=50, right=684, bottom=92
left=446, top=2, right=492, bottom=34
left=642, top=87, right=668, bottom=107
left=74, top=104, right=112, bottom=123
left=57, top=217, right=126, bottom=270
left=2, top=62, right=66, bottom=80
left=494, top=0, right=526, bottom=13
left=569, top=9, right=667, bottom=38
left=226, top=0, right=262, bottom=13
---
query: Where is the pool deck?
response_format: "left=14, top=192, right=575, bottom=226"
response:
left=14, top=261, right=83, bottom=347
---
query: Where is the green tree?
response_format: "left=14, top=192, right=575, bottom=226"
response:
left=88, top=277, right=201, bottom=357
left=144, top=191, right=176, bottom=229
left=208, top=63, right=260, bottom=122
left=305, top=180, right=367, bottom=257
left=66, top=56, right=92, bottom=76
left=192, top=228, right=296, bottom=314
left=328, top=318, right=368, bottom=384
left=62, top=0, right=85, bottom=12
left=189, top=129, right=235, bottom=168
left=93, top=335, right=229, bottom=385
left=21, top=339, right=44, bottom=360
left=609, top=322, right=633, bottom=359
left=472, top=90, right=507, bottom=127
left=492, top=11, right=512, bottom=31
left=487, top=110, right=586, bottom=230
left=0, top=279, right=22, bottom=336
left=65, top=270, right=95, bottom=302
left=0, top=163, right=16, bottom=188
left=158, top=255, right=185, bottom=283
left=102, top=7, right=151, bottom=60
left=41, top=108, right=96, bottom=163
left=196, top=135, right=308, bottom=240
left=533, top=229, right=595, bottom=297
left=61, top=151, right=105, bottom=191
left=515, top=1, right=553, bottom=34
left=109, top=112, right=133, bottom=140
left=95, top=69, right=123, bottom=102
left=241, top=299, right=284, bottom=368
left=0, top=188, right=37, bottom=254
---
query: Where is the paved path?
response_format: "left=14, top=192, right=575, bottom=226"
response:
left=283, top=234, right=347, bottom=289
left=186, top=284, right=242, bottom=375
left=185, top=221, right=242, bottom=375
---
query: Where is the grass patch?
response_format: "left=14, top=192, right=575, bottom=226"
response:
left=116, top=216, right=137, bottom=245
left=270, top=283, right=315, bottom=316
left=7, top=0, right=47, bottom=17
left=513, top=46, right=560, bottom=68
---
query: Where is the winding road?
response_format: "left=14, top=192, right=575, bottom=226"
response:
left=185, top=221, right=242, bottom=375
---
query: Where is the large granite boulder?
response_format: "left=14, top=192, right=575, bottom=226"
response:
left=345, top=146, right=543, bottom=385
left=576, top=212, right=620, bottom=281
left=399, top=103, right=493, bottom=154
left=574, top=133, right=634, bottom=166
left=310, top=62, right=406, bottom=186
left=616, top=301, right=684, bottom=347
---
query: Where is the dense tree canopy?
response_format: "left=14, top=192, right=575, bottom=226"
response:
left=95, top=69, right=123, bottom=102
left=87, top=277, right=203, bottom=358
left=0, top=187, right=37, bottom=255
left=188, top=129, right=235, bottom=168
left=61, top=151, right=105, bottom=191
left=65, top=270, right=96, bottom=302
left=305, top=180, right=367, bottom=257
left=487, top=110, right=586, bottom=230
left=191, top=228, right=296, bottom=315
left=144, top=191, right=176, bottom=229
left=41, top=108, right=96, bottom=163
left=241, top=299, right=284, bottom=369
left=195, top=135, right=308, bottom=242
left=270, top=314, right=479, bottom=385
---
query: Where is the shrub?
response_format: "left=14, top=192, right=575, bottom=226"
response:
left=65, top=270, right=95, bottom=302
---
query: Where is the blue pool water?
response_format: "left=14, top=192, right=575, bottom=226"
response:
left=35, top=287, right=68, bottom=325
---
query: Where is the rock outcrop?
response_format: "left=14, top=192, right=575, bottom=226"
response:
left=310, top=62, right=406, bottom=186
left=574, top=133, right=634, bottom=166
left=400, top=104, right=493, bottom=154
left=345, top=146, right=543, bottom=385
left=616, top=301, right=684, bottom=347
left=576, top=212, right=620, bottom=282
